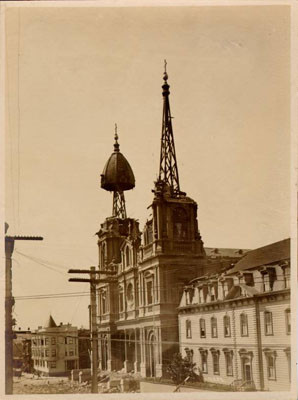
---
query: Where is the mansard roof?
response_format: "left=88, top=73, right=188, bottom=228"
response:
left=227, top=238, right=290, bottom=274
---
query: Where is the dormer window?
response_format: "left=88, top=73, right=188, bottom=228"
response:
left=243, top=273, right=254, bottom=287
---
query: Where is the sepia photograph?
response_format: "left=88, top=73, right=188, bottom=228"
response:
left=1, top=1, right=296, bottom=398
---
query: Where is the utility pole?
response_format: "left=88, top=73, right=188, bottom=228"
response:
left=5, top=223, right=43, bottom=394
left=68, top=267, right=116, bottom=393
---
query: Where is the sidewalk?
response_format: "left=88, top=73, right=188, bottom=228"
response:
left=140, top=381, right=203, bottom=393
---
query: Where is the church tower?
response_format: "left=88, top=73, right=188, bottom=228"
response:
left=137, top=64, right=205, bottom=377
left=96, top=126, right=141, bottom=372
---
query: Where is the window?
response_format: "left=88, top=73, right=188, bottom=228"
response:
left=244, top=273, right=254, bottom=287
left=51, top=349, right=56, bottom=357
left=65, top=350, right=67, bottom=356
left=101, top=291, right=106, bottom=314
left=200, top=350, right=208, bottom=373
left=186, top=320, right=192, bottom=338
left=69, top=350, right=74, bottom=356
left=185, top=348, right=194, bottom=363
left=240, top=313, right=248, bottom=337
left=198, top=288, right=203, bottom=303
left=146, top=280, right=153, bottom=305
left=68, top=338, right=73, bottom=344
left=211, top=317, right=217, bottom=338
left=285, top=309, right=291, bottom=334
left=211, top=350, right=220, bottom=375
left=224, top=315, right=231, bottom=337
left=101, top=243, right=106, bottom=269
left=45, top=350, right=49, bottom=357
left=119, top=287, right=124, bottom=312
left=51, top=362, right=56, bottom=368
left=125, top=246, right=130, bottom=267
left=267, top=354, right=276, bottom=380
left=200, top=319, right=206, bottom=338
left=51, top=337, right=56, bottom=345
left=45, top=337, right=50, bottom=345
left=264, top=311, right=273, bottom=335
left=224, top=351, right=233, bottom=376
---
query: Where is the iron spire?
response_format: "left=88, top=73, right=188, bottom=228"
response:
left=158, top=61, right=181, bottom=196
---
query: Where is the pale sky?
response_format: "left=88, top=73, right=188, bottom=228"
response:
left=4, top=5, right=290, bottom=329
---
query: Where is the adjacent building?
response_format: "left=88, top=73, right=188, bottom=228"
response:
left=13, top=328, right=33, bottom=375
left=178, top=238, right=291, bottom=391
left=31, top=315, right=79, bottom=376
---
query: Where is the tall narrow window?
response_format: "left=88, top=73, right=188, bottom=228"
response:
left=200, top=350, right=208, bottom=373
left=102, top=292, right=106, bottom=314
left=266, top=354, right=276, bottom=380
left=224, top=351, right=233, bottom=376
left=285, top=309, right=291, bottom=334
left=186, top=320, right=192, bottom=338
left=264, top=311, right=273, bottom=335
left=211, top=350, right=220, bottom=375
left=211, top=317, right=217, bottom=338
left=119, top=287, right=124, bottom=312
left=200, top=319, right=206, bottom=338
left=240, top=313, right=248, bottom=337
left=147, top=280, right=153, bottom=305
left=125, top=246, right=130, bottom=267
left=223, top=315, right=231, bottom=337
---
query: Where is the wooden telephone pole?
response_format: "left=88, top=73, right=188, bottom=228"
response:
left=5, top=223, right=43, bottom=394
left=68, top=267, right=116, bottom=393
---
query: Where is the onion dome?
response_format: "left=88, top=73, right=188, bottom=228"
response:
left=101, top=125, right=135, bottom=192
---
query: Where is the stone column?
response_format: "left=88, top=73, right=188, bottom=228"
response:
left=140, top=328, right=146, bottom=377
left=134, top=328, right=139, bottom=373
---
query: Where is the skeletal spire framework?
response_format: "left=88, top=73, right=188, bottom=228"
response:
left=158, top=60, right=181, bottom=196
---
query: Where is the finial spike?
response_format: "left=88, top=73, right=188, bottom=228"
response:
left=113, top=123, right=120, bottom=152
left=163, top=59, right=168, bottom=81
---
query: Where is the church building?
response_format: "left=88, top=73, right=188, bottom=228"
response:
left=95, top=67, right=246, bottom=378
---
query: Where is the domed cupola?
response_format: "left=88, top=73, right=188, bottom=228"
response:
left=100, top=124, right=135, bottom=218
left=101, top=128, right=135, bottom=192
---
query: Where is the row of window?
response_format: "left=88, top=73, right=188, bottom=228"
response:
left=187, top=348, right=290, bottom=382
left=185, top=310, right=291, bottom=339
left=32, top=337, right=76, bottom=346
left=34, top=359, right=56, bottom=369
left=185, top=268, right=290, bottom=306
left=32, top=349, right=56, bottom=357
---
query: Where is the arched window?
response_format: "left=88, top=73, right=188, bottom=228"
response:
left=240, top=313, right=248, bottom=337
left=126, top=283, right=134, bottom=309
left=125, top=246, right=131, bottom=267
left=223, top=315, right=231, bottom=337
left=173, top=207, right=188, bottom=240
left=186, top=320, right=192, bottom=338
left=119, top=286, right=124, bottom=313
